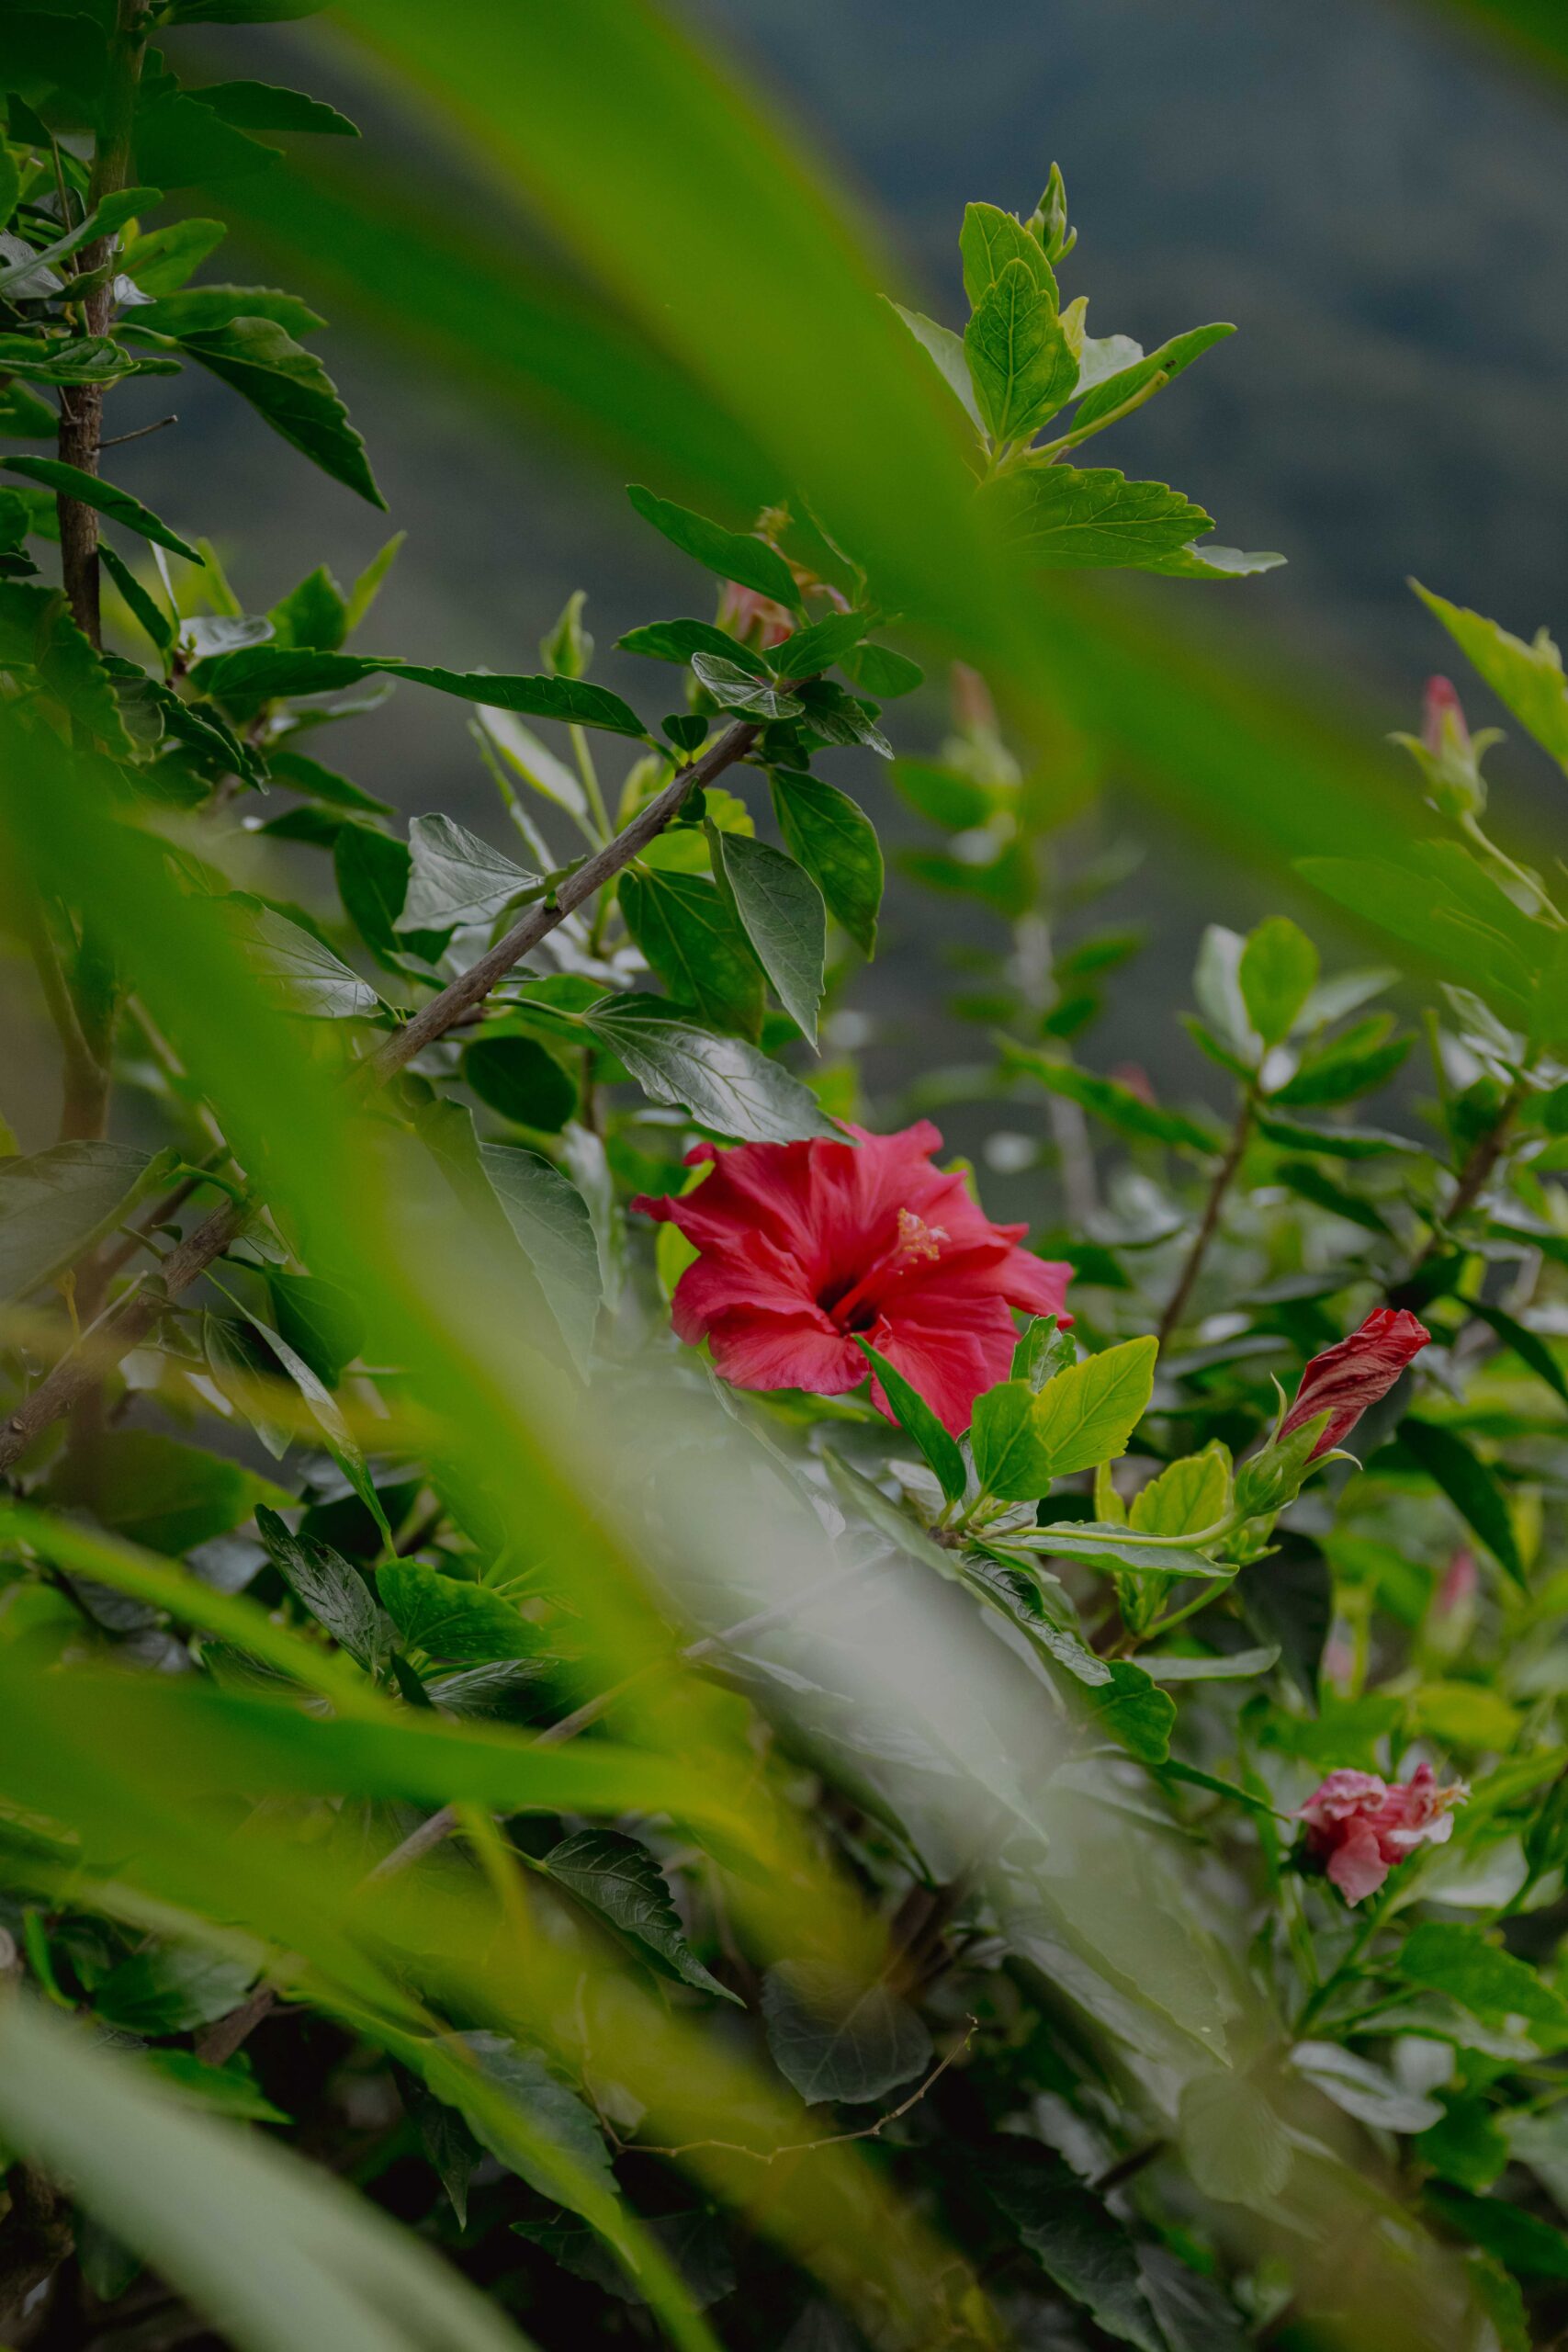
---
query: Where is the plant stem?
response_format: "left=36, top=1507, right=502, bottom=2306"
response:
left=1156, top=1093, right=1254, bottom=1346
left=0, top=721, right=761, bottom=1474
left=570, top=722, right=612, bottom=842
left=1399, top=1075, right=1528, bottom=1290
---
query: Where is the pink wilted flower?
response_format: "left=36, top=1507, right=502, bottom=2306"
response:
left=1300, top=1764, right=1468, bottom=1905
left=632, top=1122, right=1072, bottom=1434
left=716, top=580, right=796, bottom=650
left=1279, top=1307, right=1431, bottom=1459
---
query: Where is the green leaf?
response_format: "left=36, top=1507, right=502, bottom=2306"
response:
left=1070, top=322, right=1235, bottom=433
left=853, top=1337, right=966, bottom=1504
left=0, top=381, right=60, bottom=435
left=1426, top=2187, right=1568, bottom=2279
left=1398, top=1923, right=1568, bottom=2035
left=192, top=79, right=358, bottom=137
left=0, top=1140, right=161, bottom=1302
left=0, top=188, right=159, bottom=299
left=1130, top=1444, right=1231, bottom=1537
left=959, top=202, right=1058, bottom=310
left=964, top=258, right=1078, bottom=443
left=118, top=217, right=227, bottom=296
left=98, top=541, right=175, bottom=656
left=1397, top=1416, right=1524, bottom=1586
left=888, top=300, right=983, bottom=431
left=987, top=467, right=1213, bottom=570
left=842, top=640, right=924, bottom=698
left=136, top=288, right=328, bottom=340
left=770, top=770, right=883, bottom=956
left=972, top=1381, right=1053, bottom=1498
left=265, top=748, right=389, bottom=813
left=166, top=318, right=383, bottom=508
left=1012, top=1316, right=1075, bottom=1392
left=343, top=533, right=404, bottom=635
left=0, top=335, right=149, bottom=388
left=761, top=1962, right=931, bottom=2106
left=1032, top=1336, right=1159, bottom=1481
left=93, top=1947, right=259, bottom=2037
left=714, top=831, right=826, bottom=1045
left=378, top=1562, right=539, bottom=1665
left=980, top=2140, right=1166, bottom=2352
left=615, top=616, right=768, bottom=673
left=688, top=650, right=802, bottom=720
left=400, top=813, right=536, bottom=931
left=1238, top=916, right=1319, bottom=1046
left=1271, top=1028, right=1410, bottom=1108
left=1254, top=1113, right=1422, bottom=1159
left=479, top=1142, right=603, bottom=1375
left=793, top=677, right=892, bottom=757
left=1083, top=1658, right=1177, bottom=1762
left=403, top=665, right=649, bottom=740
left=133, top=95, right=280, bottom=189
left=1139, top=541, right=1286, bottom=582
left=333, top=821, right=410, bottom=967
left=45, top=1430, right=286, bottom=1556
left=1413, top=582, right=1568, bottom=770
left=1141, top=1646, right=1278, bottom=1682
left=544, top=1829, right=738, bottom=2001
left=1000, top=1039, right=1219, bottom=1150
left=268, top=560, right=348, bottom=651
left=1292, top=2041, right=1442, bottom=2135
left=1467, top=1300, right=1568, bottom=1408
left=454, top=2032, right=618, bottom=2221
left=619, top=867, right=765, bottom=1039
left=207, top=895, right=378, bottom=1018
left=204, top=1311, right=293, bottom=1460
left=766, top=610, right=868, bottom=680
left=463, top=1036, right=577, bottom=1134
left=1275, top=1159, right=1393, bottom=1237
left=1178, top=2073, right=1292, bottom=2209
left=581, top=997, right=835, bottom=1143
left=626, top=483, right=799, bottom=609
left=1021, top=1524, right=1235, bottom=1580
left=0, top=581, right=135, bottom=752
left=254, top=1505, right=383, bottom=1672
left=265, top=1271, right=365, bottom=1390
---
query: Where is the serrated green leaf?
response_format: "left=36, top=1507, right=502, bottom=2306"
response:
left=1000, top=1038, right=1219, bottom=1150
left=163, top=318, right=383, bottom=507
left=400, top=813, right=536, bottom=931
left=689, top=650, right=802, bottom=719
left=964, top=258, right=1077, bottom=443
left=619, top=867, right=765, bottom=1039
left=888, top=300, right=983, bottom=431
left=207, top=895, right=378, bottom=1017
left=254, top=1504, right=383, bottom=1670
left=477, top=1142, right=602, bottom=1375
left=1070, top=322, right=1235, bottom=433
left=2, top=458, right=201, bottom=564
left=959, top=203, right=1057, bottom=311
left=545, top=1829, right=738, bottom=2001
left=1414, top=582, right=1568, bottom=770
left=626, top=484, right=798, bottom=608
left=761, top=1962, right=931, bottom=2105
left=616, top=616, right=767, bottom=673
left=0, top=1141, right=160, bottom=1303
left=987, top=467, right=1213, bottom=570
left=378, top=1561, right=539, bottom=1665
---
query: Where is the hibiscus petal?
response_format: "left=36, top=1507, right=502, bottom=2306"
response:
left=871, top=1294, right=1019, bottom=1435
left=705, top=1310, right=863, bottom=1396
left=1325, top=1823, right=1391, bottom=1905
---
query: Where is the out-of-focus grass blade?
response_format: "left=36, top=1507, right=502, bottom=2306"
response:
left=0, top=1996, right=536, bottom=2352
left=1422, top=0, right=1568, bottom=76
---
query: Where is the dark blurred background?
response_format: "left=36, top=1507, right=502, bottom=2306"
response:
left=13, top=0, right=1566, bottom=1182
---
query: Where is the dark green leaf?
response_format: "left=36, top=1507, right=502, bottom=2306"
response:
left=1239, top=1535, right=1332, bottom=1700
left=94, top=1946, right=257, bottom=2036
left=44, top=1430, right=284, bottom=1556
left=617, top=616, right=767, bottom=673
left=1398, top=1416, right=1524, bottom=1585
left=378, top=1562, right=539, bottom=1665
left=981, top=2140, right=1165, bottom=2352
left=463, top=1036, right=577, bottom=1134
left=619, top=867, right=765, bottom=1039
left=582, top=996, right=835, bottom=1143
left=136, top=288, right=327, bottom=339
left=454, top=2032, right=617, bottom=2220
left=1255, top=1113, right=1423, bottom=1159
left=765, top=609, right=867, bottom=678
left=1001, top=1039, right=1218, bottom=1150
left=1426, top=2187, right=1568, bottom=2279
left=793, top=678, right=892, bottom=757
left=1272, top=1031, right=1411, bottom=1108
left=544, top=1830, right=738, bottom=2000
left=208, top=894, right=378, bottom=1017
left=118, top=217, right=227, bottom=296
left=168, top=319, right=383, bottom=507
left=268, top=561, right=348, bottom=651
left=267, top=748, right=390, bottom=813
left=400, top=665, right=648, bottom=740
left=626, top=484, right=799, bottom=609
left=0, top=188, right=159, bottom=299
left=1398, top=1923, right=1568, bottom=2034
left=266, top=1271, right=365, bottom=1389
left=770, top=770, right=884, bottom=956
left=254, top=1504, right=382, bottom=1671
left=842, top=640, right=924, bottom=698
left=192, top=79, right=357, bottom=137
left=1082, top=1659, right=1177, bottom=1763
left=333, top=821, right=411, bottom=967
left=761, top=1962, right=931, bottom=2105
left=1466, top=1301, right=1568, bottom=1408
left=714, top=832, right=826, bottom=1045
left=98, top=541, right=174, bottom=656
left=134, top=94, right=281, bottom=187
left=1275, top=1159, right=1393, bottom=1236
left=853, top=1337, right=966, bottom=1503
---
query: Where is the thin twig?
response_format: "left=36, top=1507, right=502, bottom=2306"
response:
left=617, top=2019, right=977, bottom=2164
left=364, top=1804, right=458, bottom=1883
left=100, top=413, right=177, bottom=450
left=1156, top=1094, right=1253, bottom=1346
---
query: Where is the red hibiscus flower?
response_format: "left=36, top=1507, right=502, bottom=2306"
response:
left=1299, top=1764, right=1467, bottom=1905
left=632, top=1121, right=1071, bottom=1434
left=1279, top=1306, right=1430, bottom=1459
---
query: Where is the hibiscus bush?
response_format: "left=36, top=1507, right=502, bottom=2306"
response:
left=4, top=8, right=1568, bottom=2352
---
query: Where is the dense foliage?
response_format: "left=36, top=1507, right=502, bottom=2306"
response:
left=4, top=8, right=1568, bottom=2352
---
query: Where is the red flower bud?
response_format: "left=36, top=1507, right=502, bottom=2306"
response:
left=1422, top=674, right=1470, bottom=760
left=1279, top=1306, right=1430, bottom=1459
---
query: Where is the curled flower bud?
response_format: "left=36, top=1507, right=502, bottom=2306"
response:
left=1279, top=1307, right=1430, bottom=1460
left=1299, top=1764, right=1467, bottom=1905
left=1393, top=673, right=1495, bottom=820
left=1422, top=675, right=1470, bottom=760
